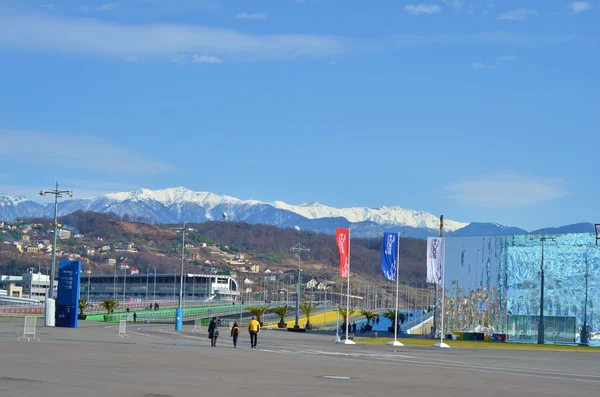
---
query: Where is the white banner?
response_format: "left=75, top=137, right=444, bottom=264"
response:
left=426, top=237, right=444, bottom=285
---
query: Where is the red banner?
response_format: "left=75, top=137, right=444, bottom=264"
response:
left=336, top=228, right=350, bottom=278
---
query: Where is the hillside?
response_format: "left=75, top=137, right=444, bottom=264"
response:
left=1, top=211, right=427, bottom=285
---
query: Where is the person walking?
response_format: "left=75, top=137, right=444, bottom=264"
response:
left=208, top=317, right=220, bottom=347
left=231, top=321, right=240, bottom=348
left=248, top=316, right=260, bottom=349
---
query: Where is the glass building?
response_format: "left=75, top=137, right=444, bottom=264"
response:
left=442, top=233, right=599, bottom=344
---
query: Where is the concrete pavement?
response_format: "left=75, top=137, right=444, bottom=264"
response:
left=0, top=318, right=598, bottom=397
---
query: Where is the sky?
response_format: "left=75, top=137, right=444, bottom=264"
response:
left=0, top=0, right=598, bottom=231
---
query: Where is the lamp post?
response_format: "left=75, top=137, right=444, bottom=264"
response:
left=172, top=223, right=188, bottom=331
left=530, top=230, right=556, bottom=345
left=87, top=267, right=91, bottom=302
left=39, top=182, right=73, bottom=327
left=290, top=241, right=309, bottom=328
left=581, top=245, right=593, bottom=345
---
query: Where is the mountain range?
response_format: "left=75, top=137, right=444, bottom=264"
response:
left=0, top=188, right=594, bottom=238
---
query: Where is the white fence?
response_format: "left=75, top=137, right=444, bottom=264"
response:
left=18, top=316, right=39, bottom=341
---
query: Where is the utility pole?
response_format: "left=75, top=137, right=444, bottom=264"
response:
left=39, top=182, right=73, bottom=327
left=530, top=230, right=555, bottom=345
left=290, top=241, right=310, bottom=329
left=172, top=223, right=188, bottom=331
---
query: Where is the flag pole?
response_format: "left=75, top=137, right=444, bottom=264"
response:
left=337, top=228, right=355, bottom=345
left=345, top=228, right=351, bottom=341
left=387, top=233, right=404, bottom=346
left=434, top=216, right=450, bottom=348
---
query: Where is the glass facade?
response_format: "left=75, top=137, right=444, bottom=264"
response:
left=442, top=233, right=599, bottom=343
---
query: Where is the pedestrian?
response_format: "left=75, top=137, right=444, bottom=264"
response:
left=248, top=316, right=260, bottom=349
left=376, top=317, right=380, bottom=325
left=231, top=321, right=240, bottom=348
left=208, top=317, right=220, bottom=347
left=133, top=312, right=137, bottom=323
left=352, top=322, right=356, bottom=333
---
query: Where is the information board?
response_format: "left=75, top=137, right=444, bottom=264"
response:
left=56, top=260, right=81, bottom=328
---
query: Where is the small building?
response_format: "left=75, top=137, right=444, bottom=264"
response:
left=105, top=258, right=117, bottom=266
left=58, top=229, right=71, bottom=239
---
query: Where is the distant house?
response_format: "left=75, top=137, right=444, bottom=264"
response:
left=250, top=264, right=260, bottom=273
left=316, top=282, right=328, bottom=291
left=105, top=258, right=117, bottom=266
left=130, top=268, right=139, bottom=275
left=26, top=246, right=39, bottom=254
left=21, top=235, right=30, bottom=242
left=234, top=253, right=245, bottom=261
left=264, top=269, right=272, bottom=274
left=191, top=252, right=201, bottom=260
left=86, top=248, right=96, bottom=256
left=243, top=278, right=254, bottom=285
left=306, top=279, right=318, bottom=289
left=58, top=229, right=71, bottom=239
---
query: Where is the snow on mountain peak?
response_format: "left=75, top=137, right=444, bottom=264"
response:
left=0, top=194, right=29, bottom=206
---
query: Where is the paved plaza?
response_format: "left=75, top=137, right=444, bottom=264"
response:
left=0, top=318, right=598, bottom=397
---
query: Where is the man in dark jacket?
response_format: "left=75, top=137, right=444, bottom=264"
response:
left=208, top=317, right=220, bottom=347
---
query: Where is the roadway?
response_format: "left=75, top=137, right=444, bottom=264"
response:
left=0, top=318, right=597, bottom=397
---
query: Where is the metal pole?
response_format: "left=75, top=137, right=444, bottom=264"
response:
left=582, top=248, right=590, bottom=345
left=179, top=224, right=185, bottom=308
left=113, top=263, right=116, bottom=299
left=394, top=233, right=400, bottom=342
left=87, top=267, right=91, bottom=302
left=153, top=267, right=157, bottom=302
left=345, top=228, right=351, bottom=342
left=538, top=235, right=545, bottom=345
left=146, top=265, right=149, bottom=301
left=123, top=267, right=127, bottom=302
left=291, top=242, right=309, bottom=328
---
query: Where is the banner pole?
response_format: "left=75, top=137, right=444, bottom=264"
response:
left=394, top=233, right=400, bottom=342
left=345, top=228, right=351, bottom=342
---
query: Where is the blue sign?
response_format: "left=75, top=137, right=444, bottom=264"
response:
left=56, top=260, right=81, bottom=328
left=380, top=232, right=398, bottom=282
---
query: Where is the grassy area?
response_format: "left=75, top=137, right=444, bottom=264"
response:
left=355, top=337, right=600, bottom=352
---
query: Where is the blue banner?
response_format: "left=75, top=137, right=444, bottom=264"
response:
left=380, top=232, right=398, bottom=281
left=56, top=260, right=81, bottom=328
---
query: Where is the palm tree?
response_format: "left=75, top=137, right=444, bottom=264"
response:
left=247, top=305, right=270, bottom=325
left=337, top=306, right=356, bottom=329
left=269, top=305, right=291, bottom=328
left=382, top=309, right=406, bottom=332
left=78, top=298, right=89, bottom=320
left=299, top=301, right=318, bottom=330
left=360, top=310, right=378, bottom=331
left=100, top=298, right=119, bottom=315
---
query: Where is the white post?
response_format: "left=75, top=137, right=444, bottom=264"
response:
left=387, top=233, right=404, bottom=347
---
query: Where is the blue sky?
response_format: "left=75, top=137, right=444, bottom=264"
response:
left=0, top=0, right=598, bottom=230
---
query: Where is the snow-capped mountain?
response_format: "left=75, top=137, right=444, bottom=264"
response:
left=0, top=187, right=466, bottom=237
left=0, top=187, right=591, bottom=238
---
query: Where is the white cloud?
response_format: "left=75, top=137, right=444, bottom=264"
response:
left=445, top=173, right=569, bottom=207
left=0, top=12, right=349, bottom=62
left=98, top=3, right=120, bottom=11
left=472, top=61, right=492, bottom=69
left=235, top=12, right=266, bottom=20
left=404, top=4, right=442, bottom=15
left=442, top=0, right=464, bottom=9
left=497, top=8, right=539, bottom=21
left=0, top=129, right=176, bottom=175
left=498, top=55, right=518, bottom=61
left=192, top=54, right=222, bottom=64
left=568, top=1, right=593, bottom=13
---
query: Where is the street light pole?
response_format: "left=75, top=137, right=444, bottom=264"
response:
left=172, top=223, right=188, bottom=331
left=39, top=182, right=73, bottom=327
left=87, top=267, right=91, bottom=302
left=531, top=230, right=555, bottom=345
left=290, top=241, right=309, bottom=329
left=581, top=246, right=592, bottom=345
